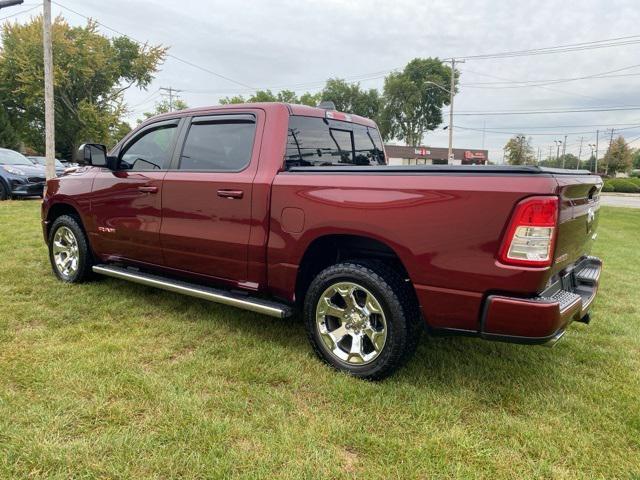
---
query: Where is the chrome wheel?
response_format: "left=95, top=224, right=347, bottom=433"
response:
left=52, top=226, right=79, bottom=278
left=315, top=281, right=387, bottom=365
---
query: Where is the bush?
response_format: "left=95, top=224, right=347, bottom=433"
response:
left=606, top=179, right=640, bottom=193
left=602, top=178, right=640, bottom=193
left=602, top=182, right=614, bottom=192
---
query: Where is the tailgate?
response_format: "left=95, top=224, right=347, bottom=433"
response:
left=551, top=174, right=603, bottom=275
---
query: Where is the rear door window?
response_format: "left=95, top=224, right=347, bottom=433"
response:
left=179, top=116, right=256, bottom=171
left=285, top=116, right=386, bottom=168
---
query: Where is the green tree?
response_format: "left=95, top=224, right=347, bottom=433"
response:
left=219, top=94, right=247, bottom=104
left=319, top=78, right=381, bottom=119
left=631, top=149, right=640, bottom=170
left=381, top=58, right=455, bottom=145
left=504, top=135, right=535, bottom=165
left=0, top=16, right=166, bottom=159
left=248, top=90, right=278, bottom=102
left=299, top=91, right=321, bottom=107
left=557, top=153, right=580, bottom=169
left=540, top=156, right=560, bottom=168
left=219, top=89, right=320, bottom=106
left=603, top=136, right=632, bottom=174
left=140, top=98, right=189, bottom=122
left=0, top=103, right=19, bottom=149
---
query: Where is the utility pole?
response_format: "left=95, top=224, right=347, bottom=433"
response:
left=554, top=140, right=562, bottom=164
left=0, top=1, right=55, bottom=179
left=446, top=58, right=464, bottom=164
left=160, top=86, right=183, bottom=112
left=594, top=129, right=599, bottom=174
left=561, top=134, right=568, bottom=168
left=548, top=145, right=553, bottom=163
left=481, top=119, right=486, bottom=150
left=576, top=136, right=583, bottom=170
left=517, top=135, right=525, bottom=164
left=537, top=146, right=541, bottom=165
left=588, top=143, right=596, bottom=173
left=606, top=129, right=615, bottom=176
left=43, top=0, right=55, bottom=180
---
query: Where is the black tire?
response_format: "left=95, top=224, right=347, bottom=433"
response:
left=48, top=214, right=94, bottom=283
left=303, top=261, right=422, bottom=380
left=0, top=180, right=8, bottom=201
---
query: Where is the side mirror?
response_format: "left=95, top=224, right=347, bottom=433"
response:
left=79, top=143, right=108, bottom=167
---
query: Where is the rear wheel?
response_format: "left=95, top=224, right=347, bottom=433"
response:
left=48, top=215, right=94, bottom=283
left=303, top=261, right=422, bottom=380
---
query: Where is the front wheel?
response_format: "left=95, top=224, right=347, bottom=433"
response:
left=0, top=181, right=9, bottom=201
left=303, top=261, right=422, bottom=380
left=48, top=215, right=94, bottom=283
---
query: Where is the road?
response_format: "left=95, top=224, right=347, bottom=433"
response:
left=600, top=194, right=640, bottom=209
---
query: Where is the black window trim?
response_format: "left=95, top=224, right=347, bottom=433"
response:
left=171, top=113, right=257, bottom=173
left=117, top=118, right=182, bottom=172
left=328, top=127, right=355, bottom=164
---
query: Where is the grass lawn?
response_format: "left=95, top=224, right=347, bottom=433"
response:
left=0, top=201, right=639, bottom=479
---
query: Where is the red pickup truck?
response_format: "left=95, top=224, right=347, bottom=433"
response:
left=42, top=103, right=603, bottom=379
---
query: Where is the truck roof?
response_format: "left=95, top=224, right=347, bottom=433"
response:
left=145, top=102, right=378, bottom=128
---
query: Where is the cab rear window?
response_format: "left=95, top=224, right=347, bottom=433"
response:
left=285, top=116, right=385, bottom=168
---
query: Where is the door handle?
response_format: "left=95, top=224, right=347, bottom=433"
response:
left=217, top=189, right=244, bottom=199
left=138, top=186, right=159, bottom=193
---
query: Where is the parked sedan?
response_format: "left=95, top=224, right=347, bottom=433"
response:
left=0, top=148, right=47, bottom=200
left=27, top=156, right=66, bottom=176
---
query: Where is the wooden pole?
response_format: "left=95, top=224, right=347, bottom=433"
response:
left=43, top=0, right=55, bottom=180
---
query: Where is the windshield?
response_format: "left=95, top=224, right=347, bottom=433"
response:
left=29, top=157, right=64, bottom=168
left=0, top=149, right=33, bottom=166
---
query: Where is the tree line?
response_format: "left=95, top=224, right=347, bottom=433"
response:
left=0, top=15, right=457, bottom=160
left=503, top=134, right=640, bottom=175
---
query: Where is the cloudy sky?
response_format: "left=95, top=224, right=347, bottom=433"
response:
left=7, top=0, right=640, bottom=161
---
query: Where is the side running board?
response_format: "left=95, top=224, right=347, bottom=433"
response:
left=92, top=265, right=293, bottom=318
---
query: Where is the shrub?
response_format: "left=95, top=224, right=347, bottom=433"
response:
left=609, top=179, right=640, bottom=193
left=602, top=182, right=614, bottom=192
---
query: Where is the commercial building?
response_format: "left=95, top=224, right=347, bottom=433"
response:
left=385, top=145, right=488, bottom=165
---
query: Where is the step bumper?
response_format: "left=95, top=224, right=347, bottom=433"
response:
left=480, top=256, right=602, bottom=345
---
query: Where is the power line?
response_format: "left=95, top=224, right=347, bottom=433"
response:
left=460, top=122, right=640, bottom=129
left=449, top=106, right=640, bottom=116
left=458, top=34, right=640, bottom=60
left=0, top=3, right=39, bottom=21
left=43, top=1, right=640, bottom=101
left=461, top=63, right=640, bottom=88
left=129, top=88, right=161, bottom=108
left=455, top=124, right=640, bottom=137
left=460, top=67, right=626, bottom=105
left=51, top=1, right=255, bottom=90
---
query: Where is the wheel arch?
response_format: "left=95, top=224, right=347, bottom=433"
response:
left=46, top=202, right=86, bottom=238
left=294, top=233, right=413, bottom=306
left=0, top=175, right=11, bottom=198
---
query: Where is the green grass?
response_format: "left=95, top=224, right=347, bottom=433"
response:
left=0, top=201, right=639, bottom=479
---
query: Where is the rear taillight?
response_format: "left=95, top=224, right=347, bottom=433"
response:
left=498, top=196, right=559, bottom=267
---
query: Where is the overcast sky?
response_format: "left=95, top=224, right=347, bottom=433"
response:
left=8, top=0, right=640, bottom=161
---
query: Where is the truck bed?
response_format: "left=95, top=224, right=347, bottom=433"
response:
left=287, top=165, right=594, bottom=175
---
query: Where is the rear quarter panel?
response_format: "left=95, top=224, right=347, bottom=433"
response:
left=268, top=172, right=559, bottom=330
